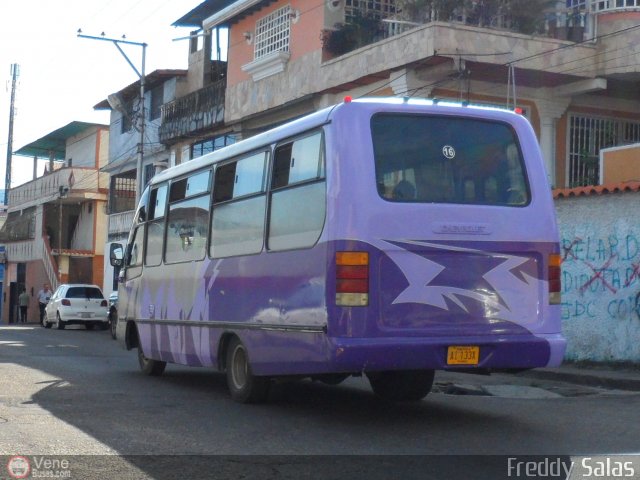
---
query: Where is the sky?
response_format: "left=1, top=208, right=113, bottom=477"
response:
left=0, top=0, right=204, bottom=189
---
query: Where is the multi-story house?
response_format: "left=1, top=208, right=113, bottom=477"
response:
left=167, top=0, right=639, bottom=190
left=161, top=7, right=237, bottom=165
left=162, top=0, right=640, bottom=362
left=0, top=122, right=109, bottom=324
left=96, top=69, right=187, bottom=296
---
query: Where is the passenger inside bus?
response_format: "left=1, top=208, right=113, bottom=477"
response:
left=392, top=180, right=416, bottom=201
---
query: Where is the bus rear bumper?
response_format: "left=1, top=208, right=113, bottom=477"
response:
left=327, top=333, right=566, bottom=373
left=250, top=332, right=566, bottom=376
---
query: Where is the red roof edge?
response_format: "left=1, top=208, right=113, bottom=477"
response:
left=553, top=181, right=640, bottom=199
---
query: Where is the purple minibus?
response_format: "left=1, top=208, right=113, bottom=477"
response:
left=112, top=98, right=565, bottom=403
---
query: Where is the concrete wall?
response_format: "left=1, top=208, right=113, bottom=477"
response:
left=66, top=126, right=99, bottom=168
left=600, top=144, right=640, bottom=184
left=556, top=191, right=640, bottom=362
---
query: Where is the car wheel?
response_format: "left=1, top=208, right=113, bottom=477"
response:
left=56, top=313, right=66, bottom=330
left=137, top=346, right=166, bottom=376
left=44, top=321, right=52, bottom=329
left=366, top=369, right=435, bottom=402
left=109, top=315, right=117, bottom=340
left=226, top=337, right=270, bottom=403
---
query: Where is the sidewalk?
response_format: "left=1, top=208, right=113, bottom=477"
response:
left=515, top=362, right=640, bottom=392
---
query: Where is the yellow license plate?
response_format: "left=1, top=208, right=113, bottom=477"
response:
left=447, top=346, right=480, bottom=365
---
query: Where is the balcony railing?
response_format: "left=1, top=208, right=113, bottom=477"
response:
left=322, top=6, right=594, bottom=58
left=7, top=167, right=108, bottom=208
left=108, top=209, right=135, bottom=241
left=159, top=79, right=226, bottom=144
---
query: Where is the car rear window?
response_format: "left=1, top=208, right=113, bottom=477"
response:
left=372, top=113, right=530, bottom=206
left=66, top=287, right=104, bottom=299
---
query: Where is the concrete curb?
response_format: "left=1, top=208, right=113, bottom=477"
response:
left=515, top=368, right=640, bottom=392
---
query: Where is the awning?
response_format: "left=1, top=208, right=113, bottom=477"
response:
left=14, top=122, right=108, bottom=160
left=172, top=0, right=237, bottom=27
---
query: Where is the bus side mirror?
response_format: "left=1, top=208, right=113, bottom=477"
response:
left=110, top=243, right=124, bottom=267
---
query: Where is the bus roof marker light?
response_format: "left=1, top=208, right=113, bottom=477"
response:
left=514, top=107, right=524, bottom=115
left=344, top=96, right=352, bottom=103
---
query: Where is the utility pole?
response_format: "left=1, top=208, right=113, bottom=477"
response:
left=78, top=32, right=147, bottom=202
left=5, top=63, right=19, bottom=206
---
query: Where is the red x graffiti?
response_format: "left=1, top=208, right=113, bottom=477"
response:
left=579, top=256, right=617, bottom=295
left=624, top=262, right=640, bottom=288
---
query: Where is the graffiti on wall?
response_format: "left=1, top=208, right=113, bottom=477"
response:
left=561, top=233, right=640, bottom=321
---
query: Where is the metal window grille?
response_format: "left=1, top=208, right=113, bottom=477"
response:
left=254, top=6, right=291, bottom=60
left=109, top=175, right=136, bottom=214
left=567, top=115, right=624, bottom=187
left=345, top=0, right=397, bottom=22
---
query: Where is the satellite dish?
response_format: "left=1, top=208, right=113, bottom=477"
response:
left=107, top=93, right=126, bottom=114
left=107, top=93, right=140, bottom=132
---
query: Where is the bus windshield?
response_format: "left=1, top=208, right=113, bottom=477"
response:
left=372, top=114, right=530, bottom=206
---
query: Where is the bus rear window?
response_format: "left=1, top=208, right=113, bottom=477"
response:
left=371, top=114, right=530, bottom=206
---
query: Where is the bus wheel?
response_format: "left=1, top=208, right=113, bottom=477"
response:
left=137, top=346, right=166, bottom=376
left=226, top=337, right=270, bottom=403
left=367, top=370, right=435, bottom=402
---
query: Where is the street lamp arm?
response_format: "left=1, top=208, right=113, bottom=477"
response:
left=114, top=42, right=142, bottom=79
left=78, top=31, right=147, bottom=202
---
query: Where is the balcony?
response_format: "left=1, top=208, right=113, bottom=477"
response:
left=7, top=167, right=109, bottom=209
left=322, top=5, right=593, bottom=59
left=159, top=79, right=226, bottom=144
left=108, top=210, right=135, bottom=241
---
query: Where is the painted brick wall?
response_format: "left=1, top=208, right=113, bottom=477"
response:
left=555, top=192, right=640, bottom=362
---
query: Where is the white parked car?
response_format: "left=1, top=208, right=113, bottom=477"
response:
left=44, top=284, right=109, bottom=330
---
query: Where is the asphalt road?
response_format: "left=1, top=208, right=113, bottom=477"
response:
left=1, top=324, right=639, bottom=479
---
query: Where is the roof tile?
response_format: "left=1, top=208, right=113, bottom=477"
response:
left=553, top=181, right=640, bottom=199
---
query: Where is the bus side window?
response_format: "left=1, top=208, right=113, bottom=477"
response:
left=125, top=225, right=144, bottom=279
left=165, top=170, right=211, bottom=264
left=268, top=131, right=326, bottom=251
left=210, top=151, right=268, bottom=258
left=145, top=184, right=168, bottom=266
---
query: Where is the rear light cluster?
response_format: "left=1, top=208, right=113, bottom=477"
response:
left=101, top=300, right=108, bottom=307
left=61, top=299, right=71, bottom=306
left=549, top=253, right=561, bottom=305
left=336, top=251, right=369, bottom=307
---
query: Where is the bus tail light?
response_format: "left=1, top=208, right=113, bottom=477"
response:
left=336, top=251, right=369, bottom=306
left=549, top=254, right=561, bottom=305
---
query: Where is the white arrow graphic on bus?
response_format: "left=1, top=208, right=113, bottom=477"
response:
left=374, top=239, right=539, bottom=323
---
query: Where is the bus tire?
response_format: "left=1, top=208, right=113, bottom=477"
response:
left=226, top=337, right=270, bottom=404
left=137, top=346, right=166, bottom=376
left=367, top=369, right=435, bottom=402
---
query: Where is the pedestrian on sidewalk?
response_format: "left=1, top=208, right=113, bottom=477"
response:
left=18, top=288, right=29, bottom=323
left=37, top=283, right=52, bottom=326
